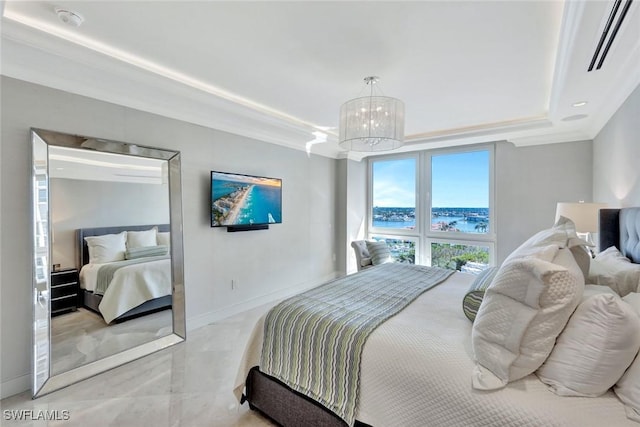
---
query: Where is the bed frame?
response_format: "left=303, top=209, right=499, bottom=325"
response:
left=243, top=207, right=640, bottom=426
left=77, top=224, right=172, bottom=323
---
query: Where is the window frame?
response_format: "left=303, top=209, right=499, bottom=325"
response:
left=367, top=143, right=496, bottom=269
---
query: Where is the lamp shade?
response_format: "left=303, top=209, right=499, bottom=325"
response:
left=555, top=202, right=607, bottom=233
left=338, top=76, right=405, bottom=152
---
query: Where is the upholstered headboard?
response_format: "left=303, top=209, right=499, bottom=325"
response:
left=599, top=208, right=640, bottom=263
left=77, top=224, right=170, bottom=267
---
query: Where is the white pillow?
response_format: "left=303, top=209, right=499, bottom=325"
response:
left=582, top=284, right=618, bottom=301
left=589, top=250, right=640, bottom=296
left=471, top=247, right=584, bottom=390
left=504, top=217, right=589, bottom=264
left=127, top=227, right=158, bottom=249
left=615, top=293, right=640, bottom=422
left=157, top=231, right=170, bottom=247
left=536, top=293, right=640, bottom=397
left=84, top=232, right=127, bottom=264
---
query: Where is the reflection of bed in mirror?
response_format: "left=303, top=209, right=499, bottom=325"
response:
left=77, top=224, right=173, bottom=324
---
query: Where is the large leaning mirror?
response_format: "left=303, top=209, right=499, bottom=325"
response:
left=31, top=128, right=185, bottom=397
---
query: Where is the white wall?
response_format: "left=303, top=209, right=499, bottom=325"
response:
left=50, top=178, right=170, bottom=268
left=0, top=77, right=338, bottom=397
left=593, top=84, right=640, bottom=207
left=335, top=158, right=367, bottom=274
left=495, top=140, right=592, bottom=262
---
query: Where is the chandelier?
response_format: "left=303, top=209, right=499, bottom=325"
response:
left=339, top=76, right=405, bottom=152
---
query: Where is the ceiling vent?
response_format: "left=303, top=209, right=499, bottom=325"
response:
left=588, top=0, right=634, bottom=71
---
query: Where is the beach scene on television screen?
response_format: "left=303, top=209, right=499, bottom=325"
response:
left=211, top=172, right=282, bottom=226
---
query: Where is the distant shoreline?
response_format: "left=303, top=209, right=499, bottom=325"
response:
left=226, top=185, right=254, bottom=224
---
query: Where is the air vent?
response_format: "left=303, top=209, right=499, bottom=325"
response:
left=588, top=0, right=634, bottom=71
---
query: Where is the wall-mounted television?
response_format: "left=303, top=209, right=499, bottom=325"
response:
left=210, top=171, right=282, bottom=229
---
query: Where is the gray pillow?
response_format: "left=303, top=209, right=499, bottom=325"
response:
left=125, top=245, right=169, bottom=260
left=365, top=241, right=393, bottom=265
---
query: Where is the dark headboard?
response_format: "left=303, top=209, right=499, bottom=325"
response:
left=599, top=208, right=640, bottom=263
left=77, top=224, right=170, bottom=267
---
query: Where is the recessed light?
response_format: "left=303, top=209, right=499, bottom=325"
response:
left=572, top=101, right=588, bottom=107
left=561, top=114, right=588, bottom=122
left=55, top=8, right=84, bottom=27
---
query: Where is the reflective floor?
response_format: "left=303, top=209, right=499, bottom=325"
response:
left=1, top=303, right=277, bottom=427
left=51, top=309, right=173, bottom=375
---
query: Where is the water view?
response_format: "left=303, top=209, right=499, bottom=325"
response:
left=372, top=207, right=489, bottom=233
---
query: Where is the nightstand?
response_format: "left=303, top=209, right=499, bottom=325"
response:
left=50, top=268, right=79, bottom=316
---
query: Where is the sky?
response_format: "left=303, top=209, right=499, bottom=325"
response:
left=373, top=150, right=489, bottom=208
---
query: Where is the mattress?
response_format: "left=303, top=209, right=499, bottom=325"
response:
left=235, top=269, right=635, bottom=427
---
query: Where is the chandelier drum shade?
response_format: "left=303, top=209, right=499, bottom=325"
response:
left=339, top=76, right=405, bottom=152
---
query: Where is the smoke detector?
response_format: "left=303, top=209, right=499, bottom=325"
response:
left=55, top=8, right=84, bottom=27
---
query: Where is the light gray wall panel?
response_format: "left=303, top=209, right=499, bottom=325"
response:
left=593, top=84, right=640, bottom=207
left=496, top=140, right=592, bottom=263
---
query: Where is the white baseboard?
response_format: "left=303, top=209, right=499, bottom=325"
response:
left=186, top=271, right=341, bottom=332
left=0, top=271, right=341, bottom=400
left=1, top=374, right=30, bottom=400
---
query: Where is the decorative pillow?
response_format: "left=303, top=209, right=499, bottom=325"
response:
left=157, top=231, right=170, bottom=247
left=588, top=249, right=640, bottom=296
left=471, top=247, right=584, bottom=390
left=365, top=241, right=393, bottom=265
left=462, top=267, right=499, bottom=322
left=125, top=245, right=169, bottom=260
left=126, top=227, right=158, bottom=249
left=536, top=293, right=640, bottom=397
left=615, top=293, right=640, bottom=422
left=85, top=232, right=127, bottom=264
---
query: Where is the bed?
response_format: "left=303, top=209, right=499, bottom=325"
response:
left=234, top=207, right=640, bottom=427
left=77, top=224, right=173, bottom=323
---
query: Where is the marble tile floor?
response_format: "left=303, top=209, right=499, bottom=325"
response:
left=51, top=309, right=173, bottom=375
left=1, top=302, right=279, bottom=427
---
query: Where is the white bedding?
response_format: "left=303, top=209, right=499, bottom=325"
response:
left=79, top=258, right=171, bottom=323
left=234, top=270, right=635, bottom=427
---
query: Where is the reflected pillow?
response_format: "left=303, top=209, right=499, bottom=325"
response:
left=85, top=232, right=127, bottom=264
left=126, top=245, right=169, bottom=260
left=127, top=227, right=158, bottom=249
left=157, top=231, right=170, bottom=247
left=365, top=241, right=393, bottom=265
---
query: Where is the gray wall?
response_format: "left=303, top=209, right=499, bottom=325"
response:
left=495, top=140, right=593, bottom=263
left=50, top=178, right=170, bottom=268
left=593, top=84, right=640, bottom=207
left=0, top=77, right=338, bottom=396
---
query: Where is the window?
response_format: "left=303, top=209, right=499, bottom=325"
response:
left=368, top=146, right=494, bottom=273
left=431, top=150, right=490, bottom=234
left=371, top=157, right=416, bottom=231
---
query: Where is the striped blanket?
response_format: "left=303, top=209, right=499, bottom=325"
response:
left=260, top=263, right=454, bottom=426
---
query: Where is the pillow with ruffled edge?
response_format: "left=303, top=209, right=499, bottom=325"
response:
left=589, top=249, right=640, bottom=296
left=471, top=247, right=584, bottom=390
left=462, top=267, right=499, bottom=322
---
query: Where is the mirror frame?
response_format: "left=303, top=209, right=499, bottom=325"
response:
left=31, top=128, right=186, bottom=398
